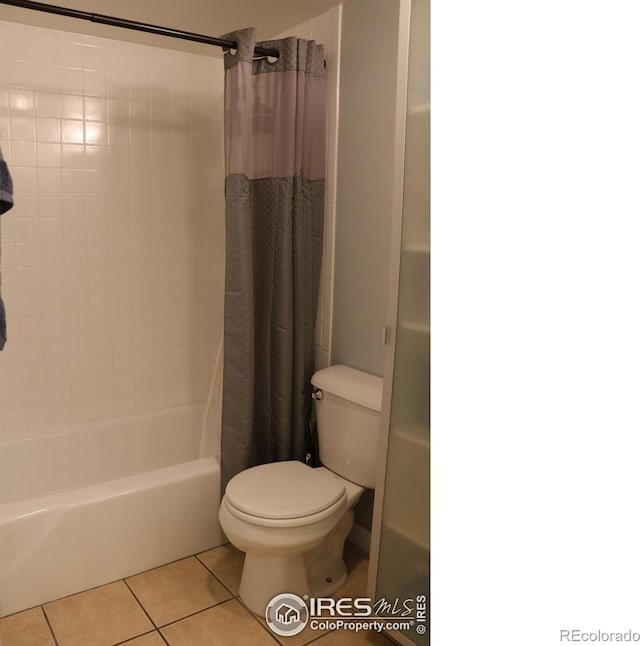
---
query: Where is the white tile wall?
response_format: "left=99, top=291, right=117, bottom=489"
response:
left=0, top=20, right=225, bottom=439
left=0, top=6, right=341, bottom=440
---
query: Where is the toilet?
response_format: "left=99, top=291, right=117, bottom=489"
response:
left=218, top=364, right=383, bottom=616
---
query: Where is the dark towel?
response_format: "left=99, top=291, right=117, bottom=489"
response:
left=0, top=143, right=14, bottom=350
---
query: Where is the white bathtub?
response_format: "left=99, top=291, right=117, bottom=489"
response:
left=0, top=404, right=223, bottom=617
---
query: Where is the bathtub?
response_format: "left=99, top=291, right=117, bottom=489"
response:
left=0, top=404, right=223, bottom=617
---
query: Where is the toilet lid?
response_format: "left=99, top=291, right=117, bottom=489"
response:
left=225, top=461, right=346, bottom=520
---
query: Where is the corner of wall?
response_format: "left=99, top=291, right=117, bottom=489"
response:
left=308, top=5, right=341, bottom=372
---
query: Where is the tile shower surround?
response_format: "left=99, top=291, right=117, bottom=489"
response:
left=0, top=22, right=226, bottom=439
left=0, top=7, right=340, bottom=440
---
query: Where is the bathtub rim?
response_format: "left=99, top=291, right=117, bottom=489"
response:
left=0, top=403, right=207, bottom=447
left=0, top=456, right=220, bottom=523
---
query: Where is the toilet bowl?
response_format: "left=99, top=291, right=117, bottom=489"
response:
left=219, top=365, right=382, bottom=616
left=219, top=461, right=365, bottom=615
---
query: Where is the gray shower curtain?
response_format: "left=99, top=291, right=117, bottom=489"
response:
left=220, top=28, right=326, bottom=489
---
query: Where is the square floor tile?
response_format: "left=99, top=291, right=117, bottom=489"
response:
left=126, top=557, right=232, bottom=627
left=0, top=607, right=56, bottom=646
left=44, top=580, right=153, bottom=646
left=161, top=599, right=277, bottom=646
left=197, top=543, right=244, bottom=596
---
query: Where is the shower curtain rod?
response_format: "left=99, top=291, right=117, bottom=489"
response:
left=0, top=0, right=281, bottom=58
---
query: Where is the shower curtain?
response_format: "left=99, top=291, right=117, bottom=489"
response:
left=220, top=28, right=326, bottom=489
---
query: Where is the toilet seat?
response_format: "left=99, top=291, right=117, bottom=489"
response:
left=224, top=461, right=347, bottom=528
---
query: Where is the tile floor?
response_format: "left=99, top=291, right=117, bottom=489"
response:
left=0, top=542, right=394, bottom=646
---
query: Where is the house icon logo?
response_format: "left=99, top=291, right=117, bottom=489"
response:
left=266, top=593, right=309, bottom=636
left=276, top=603, right=300, bottom=625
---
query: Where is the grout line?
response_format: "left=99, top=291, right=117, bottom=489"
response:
left=0, top=548, right=229, bottom=628
left=39, top=605, right=60, bottom=646
left=234, top=595, right=289, bottom=646
left=191, top=552, right=236, bottom=599
left=155, top=597, right=236, bottom=630
left=118, top=551, right=241, bottom=631
left=193, top=552, right=236, bottom=599
left=7, top=578, right=123, bottom=618
left=113, top=628, right=159, bottom=645
left=18, top=542, right=364, bottom=645
left=0, top=548, right=224, bottom=621
left=124, top=550, right=219, bottom=583
left=122, top=577, right=159, bottom=630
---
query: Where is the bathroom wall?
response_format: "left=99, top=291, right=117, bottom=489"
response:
left=269, top=6, right=341, bottom=372
left=331, top=0, right=402, bottom=377
left=0, top=20, right=225, bottom=439
left=328, top=0, right=408, bottom=539
left=0, top=1, right=342, bottom=57
left=0, top=4, right=341, bottom=440
left=273, top=6, right=382, bottom=546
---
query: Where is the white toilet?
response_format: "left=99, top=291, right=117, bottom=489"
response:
left=218, top=364, right=383, bottom=616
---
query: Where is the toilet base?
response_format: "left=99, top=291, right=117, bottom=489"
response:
left=307, top=557, right=347, bottom=598
left=304, top=508, right=353, bottom=597
left=239, top=551, right=310, bottom=616
left=236, top=509, right=356, bottom=617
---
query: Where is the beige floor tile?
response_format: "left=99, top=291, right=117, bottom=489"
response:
left=126, top=557, right=232, bottom=627
left=161, top=599, right=277, bottom=646
left=119, top=631, right=167, bottom=645
left=248, top=602, right=332, bottom=646
left=44, top=580, right=153, bottom=646
left=0, top=607, right=56, bottom=646
left=309, top=628, right=394, bottom=645
left=209, top=542, right=370, bottom=645
left=197, top=543, right=244, bottom=596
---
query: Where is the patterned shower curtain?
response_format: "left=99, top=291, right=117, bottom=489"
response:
left=220, top=28, right=326, bottom=489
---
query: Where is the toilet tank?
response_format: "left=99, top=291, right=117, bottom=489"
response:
left=311, top=365, right=384, bottom=489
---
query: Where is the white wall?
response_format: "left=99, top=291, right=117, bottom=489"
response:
left=331, top=0, right=402, bottom=377
left=0, top=21, right=225, bottom=439
left=0, top=0, right=342, bottom=57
